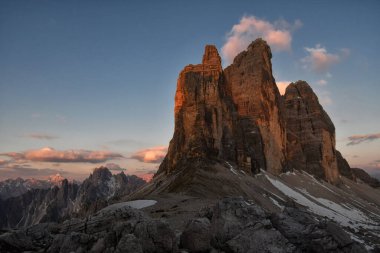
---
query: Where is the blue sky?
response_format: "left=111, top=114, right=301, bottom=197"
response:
left=0, top=0, right=379, bottom=180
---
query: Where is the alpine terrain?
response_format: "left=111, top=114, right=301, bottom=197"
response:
left=0, top=39, right=379, bottom=253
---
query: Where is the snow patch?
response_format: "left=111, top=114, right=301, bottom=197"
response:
left=283, top=171, right=296, bottom=176
left=269, top=197, right=284, bottom=210
left=265, top=174, right=378, bottom=230
left=100, top=200, right=157, bottom=212
left=106, top=177, right=116, bottom=199
left=225, top=161, right=239, bottom=175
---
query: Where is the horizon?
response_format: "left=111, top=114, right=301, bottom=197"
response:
left=1, top=0, right=380, bottom=181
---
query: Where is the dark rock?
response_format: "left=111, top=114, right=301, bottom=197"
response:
left=49, top=232, right=94, bottom=253
left=352, top=168, right=380, bottom=188
left=0, top=230, right=35, bottom=253
left=180, top=218, right=211, bottom=252
left=284, top=81, right=340, bottom=184
left=336, top=150, right=355, bottom=180
left=226, top=226, right=295, bottom=253
left=116, top=234, right=143, bottom=253
left=210, top=197, right=269, bottom=249
left=134, top=219, right=178, bottom=253
left=224, top=38, right=287, bottom=174
left=271, top=206, right=367, bottom=253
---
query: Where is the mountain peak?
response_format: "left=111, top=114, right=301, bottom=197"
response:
left=247, top=38, right=269, bottom=49
left=48, top=173, right=65, bottom=184
left=202, top=45, right=222, bottom=67
left=91, top=166, right=112, bottom=181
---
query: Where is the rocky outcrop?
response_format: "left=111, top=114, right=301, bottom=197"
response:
left=271, top=203, right=367, bottom=253
left=224, top=38, right=286, bottom=174
left=284, top=81, right=340, bottom=184
left=73, top=167, right=145, bottom=215
left=0, top=198, right=367, bottom=253
left=352, top=168, right=380, bottom=188
left=336, top=150, right=355, bottom=180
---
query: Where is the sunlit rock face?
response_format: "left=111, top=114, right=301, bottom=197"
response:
left=284, top=81, right=339, bottom=184
left=159, top=45, right=238, bottom=174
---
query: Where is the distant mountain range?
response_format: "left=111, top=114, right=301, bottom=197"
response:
left=0, top=167, right=146, bottom=229
left=0, top=174, right=67, bottom=200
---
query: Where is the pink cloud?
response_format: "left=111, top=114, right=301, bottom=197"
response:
left=138, top=173, right=155, bottom=183
left=276, top=81, right=291, bottom=95
left=317, top=79, right=328, bottom=86
left=24, top=133, right=58, bottom=140
left=347, top=133, right=380, bottom=146
left=1, top=147, right=123, bottom=163
left=222, top=16, right=301, bottom=64
left=302, top=45, right=349, bottom=73
left=130, top=146, right=167, bottom=163
left=0, top=159, right=9, bottom=166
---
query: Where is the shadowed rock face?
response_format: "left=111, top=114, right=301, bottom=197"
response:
left=352, top=168, right=380, bottom=188
left=336, top=150, right=355, bottom=180
left=284, top=81, right=339, bottom=184
left=224, top=38, right=286, bottom=174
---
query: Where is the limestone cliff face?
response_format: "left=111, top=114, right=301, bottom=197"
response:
left=284, top=81, right=339, bottom=184
left=158, top=45, right=236, bottom=174
left=224, top=39, right=286, bottom=174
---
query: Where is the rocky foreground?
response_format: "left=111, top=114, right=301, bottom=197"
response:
left=0, top=197, right=369, bottom=253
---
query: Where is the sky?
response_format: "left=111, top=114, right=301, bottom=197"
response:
left=0, top=0, right=379, bottom=181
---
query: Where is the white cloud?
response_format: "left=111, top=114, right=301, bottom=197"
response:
left=222, top=16, right=302, bottom=64
left=276, top=81, right=291, bottom=95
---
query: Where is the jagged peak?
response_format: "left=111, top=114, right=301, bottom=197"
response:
left=247, top=38, right=268, bottom=48
left=229, top=38, right=272, bottom=67
left=202, top=45, right=221, bottom=67
left=91, top=166, right=112, bottom=180
left=285, top=80, right=315, bottom=97
left=247, top=38, right=271, bottom=56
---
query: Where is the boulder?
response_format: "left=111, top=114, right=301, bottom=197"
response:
left=180, top=218, right=211, bottom=252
